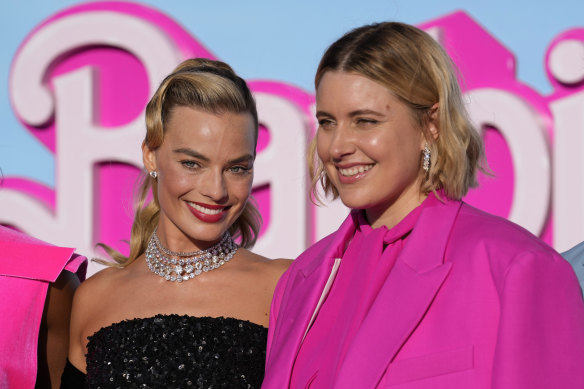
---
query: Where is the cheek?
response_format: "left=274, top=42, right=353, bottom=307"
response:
left=228, top=176, right=253, bottom=200
left=315, top=131, right=330, bottom=161
left=158, top=167, right=195, bottom=196
left=364, top=134, right=382, bottom=150
left=363, top=131, right=412, bottom=160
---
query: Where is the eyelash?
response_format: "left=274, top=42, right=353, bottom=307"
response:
left=318, top=118, right=379, bottom=127
left=356, top=118, right=378, bottom=125
left=229, top=166, right=251, bottom=175
left=180, top=160, right=200, bottom=169
left=180, top=160, right=251, bottom=175
left=318, top=118, right=334, bottom=128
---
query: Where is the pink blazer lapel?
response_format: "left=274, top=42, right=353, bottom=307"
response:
left=336, top=197, right=462, bottom=388
left=0, top=241, right=76, bottom=281
left=0, top=226, right=87, bottom=282
left=264, top=213, right=358, bottom=388
left=0, top=227, right=78, bottom=281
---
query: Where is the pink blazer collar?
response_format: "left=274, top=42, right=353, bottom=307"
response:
left=265, top=195, right=463, bottom=388
left=336, top=195, right=461, bottom=387
left=0, top=227, right=85, bottom=281
left=297, top=210, right=359, bottom=277
left=264, top=211, right=359, bottom=386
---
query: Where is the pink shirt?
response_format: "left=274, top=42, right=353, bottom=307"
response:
left=290, top=205, right=422, bottom=388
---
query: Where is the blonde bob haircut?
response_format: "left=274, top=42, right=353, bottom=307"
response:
left=310, top=22, right=485, bottom=202
left=99, top=58, right=261, bottom=267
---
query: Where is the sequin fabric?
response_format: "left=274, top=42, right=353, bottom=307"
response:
left=86, top=314, right=267, bottom=388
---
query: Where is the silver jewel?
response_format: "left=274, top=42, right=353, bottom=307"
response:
left=149, top=171, right=158, bottom=178
left=422, top=145, right=431, bottom=173
left=145, top=228, right=238, bottom=282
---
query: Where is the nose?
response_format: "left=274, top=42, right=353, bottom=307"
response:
left=201, top=168, right=228, bottom=202
left=327, top=123, right=356, bottom=162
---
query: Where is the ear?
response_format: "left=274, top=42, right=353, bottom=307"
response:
left=142, top=141, right=157, bottom=173
left=426, top=103, right=440, bottom=141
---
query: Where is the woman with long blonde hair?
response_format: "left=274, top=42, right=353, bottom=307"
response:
left=61, top=58, right=290, bottom=388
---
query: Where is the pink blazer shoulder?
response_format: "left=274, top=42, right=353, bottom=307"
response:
left=263, top=196, right=584, bottom=388
left=0, top=227, right=87, bottom=389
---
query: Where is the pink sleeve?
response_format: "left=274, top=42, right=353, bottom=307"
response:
left=492, top=251, right=584, bottom=388
left=265, top=268, right=291, bottom=363
left=63, top=252, right=88, bottom=281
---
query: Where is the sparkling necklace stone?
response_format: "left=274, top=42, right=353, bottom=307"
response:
left=145, top=228, right=238, bottom=283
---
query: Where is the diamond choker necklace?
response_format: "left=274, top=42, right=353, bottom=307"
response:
left=145, top=228, right=238, bottom=282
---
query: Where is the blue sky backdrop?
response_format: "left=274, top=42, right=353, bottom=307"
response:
left=1, top=0, right=582, bottom=185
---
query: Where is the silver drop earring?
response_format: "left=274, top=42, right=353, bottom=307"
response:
left=149, top=171, right=158, bottom=179
left=422, top=145, right=431, bottom=173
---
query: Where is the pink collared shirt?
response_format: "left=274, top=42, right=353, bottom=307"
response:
left=290, top=205, right=423, bottom=387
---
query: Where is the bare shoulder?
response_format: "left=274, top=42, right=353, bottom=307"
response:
left=38, top=270, right=81, bottom=387
left=72, top=264, right=123, bottom=307
left=69, top=264, right=130, bottom=333
left=68, top=264, right=126, bottom=372
left=236, top=249, right=292, bottom=281
left=231, top=250, right=293, bottom=326
left=266, top=258, right=294, bottom=277
left=45, top=270, right=80, bottom=325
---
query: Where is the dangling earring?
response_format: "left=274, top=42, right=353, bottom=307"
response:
left=422, top=145, right=431, bottom=173
left=149, top=171, right=158, bottom=179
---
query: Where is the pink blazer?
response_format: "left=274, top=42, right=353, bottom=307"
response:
left=263, top=196, right=584, bottom=388
left=0, top=227, right=87, bottom=389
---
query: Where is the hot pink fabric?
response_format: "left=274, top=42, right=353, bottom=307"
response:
left=263, top=194, right=584, bottom=388
left=290, top=206, right=421, bottom=387
left=0, top=226, right=87, bottom=389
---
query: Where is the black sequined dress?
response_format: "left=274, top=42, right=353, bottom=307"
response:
left=77, top=314, right=268, bottom=388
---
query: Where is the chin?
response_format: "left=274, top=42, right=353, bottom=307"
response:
left=339, top=197, right=367, bottom=210
left=188, top=225, right=229, bottom=243
left=337, top=190, right=367, bottom=208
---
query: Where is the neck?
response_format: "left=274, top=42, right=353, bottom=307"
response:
left=154, top=222, right=220, bottom=253
left=153, top=227, right=227, bottom=256
left=366, top=187, right=426, bottom=229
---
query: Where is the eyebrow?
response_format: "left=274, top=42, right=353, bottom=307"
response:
left=348, top=109, right=385, bottom=117
left=174, top=148, right=209, bottom=162
left=229, top=154, right=255, bottom=164
left=316, top=109, right=385, bottom=118
left=173, top=148, right=254, bottom=164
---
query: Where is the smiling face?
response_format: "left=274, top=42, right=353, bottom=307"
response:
left=143, top=105, right=256, bottom=251
left=316, top=71, right=431, bottom=228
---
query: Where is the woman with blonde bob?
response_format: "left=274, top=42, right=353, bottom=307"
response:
left=262, top=22, right=584, bottom=388
left=61, top=58, right=290, bottom=388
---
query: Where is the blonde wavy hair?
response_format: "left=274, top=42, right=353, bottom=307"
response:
left=309, top=22, right=485, bottom=203
left=98, top=58, right=261, bottom=267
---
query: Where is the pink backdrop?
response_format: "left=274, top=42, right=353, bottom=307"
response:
left=3, top=2, right=584, bottom=275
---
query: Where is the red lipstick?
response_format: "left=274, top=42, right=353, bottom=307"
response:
left=186, top=202, right=226, bottom=223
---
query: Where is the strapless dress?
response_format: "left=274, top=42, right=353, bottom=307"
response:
left=60, top=314, right=268, bottom=388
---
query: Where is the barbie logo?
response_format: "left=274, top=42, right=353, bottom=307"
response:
left=2, top=2, right=584, bottom=276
